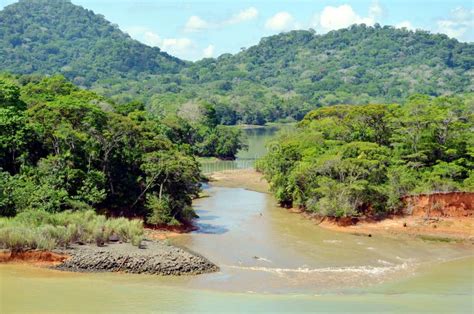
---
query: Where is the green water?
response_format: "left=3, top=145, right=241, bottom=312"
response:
left=1, top=125, right=473, bottom=313
left=1, top=257, right=472, bottom=313
left=200, top=125, right=293, bottom=173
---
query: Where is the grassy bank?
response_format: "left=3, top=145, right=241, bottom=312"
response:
left=0, top=210, right=144, bottom=252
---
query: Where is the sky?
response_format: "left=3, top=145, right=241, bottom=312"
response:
left=1, top=0, right=473, bottom=61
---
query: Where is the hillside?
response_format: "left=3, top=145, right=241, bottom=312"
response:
left=0, top=0, right=184, bottom=87
left=0, top=0, right=473, bottom=124
left=112, top=26, right=473, bottom=124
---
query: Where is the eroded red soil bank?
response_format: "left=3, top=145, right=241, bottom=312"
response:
left=402, top=192, right=473, bottom=218
left=0, top=250, right=69, bottom=266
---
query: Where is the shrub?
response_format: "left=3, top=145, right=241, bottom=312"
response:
left=146, top=194, right=175, bottom=225
left=0, top=227, right=28, bottom=252
left=0, top=210, right=145, bottom=251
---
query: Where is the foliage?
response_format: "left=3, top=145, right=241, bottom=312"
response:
left=257, top=95, right=473, bottom=218
left=160, top=110, right=246, bottom=159
left=0, top=210, right=144, bottom=251
left=0, top=74, right=241, bottom=227
left=0, top=0, right=183, bottom=87
left=0, top=1, right=472, bottom=124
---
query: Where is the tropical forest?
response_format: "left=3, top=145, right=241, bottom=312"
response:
left=0, top=0, right=473, bottom=313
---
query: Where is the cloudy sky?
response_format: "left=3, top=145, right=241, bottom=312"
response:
left=1, top=0, right=473, bottom=60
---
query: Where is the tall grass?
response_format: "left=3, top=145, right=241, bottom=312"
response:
left=0, top=210, right=144, bottom=252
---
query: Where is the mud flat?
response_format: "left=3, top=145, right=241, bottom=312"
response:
left=209, top=168, right=270, bottom=193
left=318, top=216, right=474, bottom=242
left=1, top=240, right=218, bottom=276
left=55, top=240, right=219, bottom=275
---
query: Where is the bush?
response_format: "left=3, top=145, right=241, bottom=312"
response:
left=145, top=194, right=177, bottom=225
left=0, top=210, right=144, bottom=251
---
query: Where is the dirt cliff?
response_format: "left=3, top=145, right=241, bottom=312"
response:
left=402, top=192, right=473, bottom=218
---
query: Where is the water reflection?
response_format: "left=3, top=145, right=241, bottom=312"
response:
left=200, top=125, right=291, bottom=174
left=193, top=223, right=229, bottom=234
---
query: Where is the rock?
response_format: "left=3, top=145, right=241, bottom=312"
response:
left=54, top=241, right=218, bottom=276
left=109, top=234, right=120, bottom=242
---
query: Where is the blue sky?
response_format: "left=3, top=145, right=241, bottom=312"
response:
left=1, top=0, right=473, bottom=60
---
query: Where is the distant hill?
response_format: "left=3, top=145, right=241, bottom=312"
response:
left=0, top=0, right=184, bottom=86
left=1, top=0, right=473, bottom=124
left=118, top=26, right=472, bottom=124
left=196, top=26, right=473, bottom=99
left=176, top=26, right=473, bottom=123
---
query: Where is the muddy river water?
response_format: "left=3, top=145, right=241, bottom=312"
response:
left=1, top=126, right=473, bottom=313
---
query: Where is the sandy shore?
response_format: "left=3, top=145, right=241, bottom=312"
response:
left=210, top=169, right=474, bottom=241
left=208, top=168, right=270, bottom=193
left=319, top=216, right=473, bottom=242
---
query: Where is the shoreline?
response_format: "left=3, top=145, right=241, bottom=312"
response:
left=302, top=210, right=474, bottom=242
left=208, top=168, right=270, bottom=194
left=209, top=169, right=474, bottom=242
left=4, top=168, right=470, bottom=272
left=0, top=240, right=219, bottom=275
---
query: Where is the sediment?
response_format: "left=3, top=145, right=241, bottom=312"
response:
left=54, top=240, right=219, bottom=275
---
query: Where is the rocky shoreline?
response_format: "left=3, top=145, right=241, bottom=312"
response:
left=54, top=240, right=219, bottom=275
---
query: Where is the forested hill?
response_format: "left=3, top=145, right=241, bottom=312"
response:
left=0, top=0, right=184, bottom=86
left=177, top=27, right=473, bottom=123
left=0, top=0, right=473, bottom=124
left=193, top=27, right=472, bottom=100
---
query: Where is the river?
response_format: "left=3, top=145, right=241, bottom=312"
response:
left=1, top=126, right=473, bottom=313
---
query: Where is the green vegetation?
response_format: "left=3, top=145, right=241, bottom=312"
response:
left=0, top=0, right=183, bottom=87
left=160, top=104, right=246, bottom=159
left=1, top=0, right=472, bottom=125
left=0, top=73, right=243, bottom=229
left=257, top=95, right=473, bottom=218
left=0, top=210, right=144, bottom=251
left=0, top=0, right=472, bottom=251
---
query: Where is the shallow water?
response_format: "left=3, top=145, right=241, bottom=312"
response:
left=173, top=186, right=473, bottom=294
left=1, top=125, right=473, bottom=313
left=1, top=257, right=472, bottom=313
left=2, top=185, right=472, bottom=313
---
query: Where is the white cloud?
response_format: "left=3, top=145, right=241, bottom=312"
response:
left=225, top=7, right=258, bottom=25
left=183, top=7, right=258, bottom=32
left=184, top=15, right=209, bottom=32
left=143, top=31, right=163, bottom=46
left=202, top=44, right=215, bottom=58
left=127, top=28, right=195, bottom=59
left=314, top=5, right=374, bottom=31
left=311, top=1, right=384, bottom=32
left=395, top=21, right=415, bottom=31
left=124, top=26, right=149, bottom=37
left=265, top=12, right=295, bottom=31
left=436, top=7, right=473, bottom=41
left=161, top=38, right=194, bottom=55
left=368, top=0, right=384, bottom=20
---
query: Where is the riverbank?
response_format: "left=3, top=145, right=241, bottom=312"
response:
left=208, top=169, right=270, bottom=194
left=0, top=250, right=69, bottom=266
left=1, top=240, right=219, bottom=275
left=210, top=169, right=474, bottom=241
left=319, top=215, right=474, bottom=242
